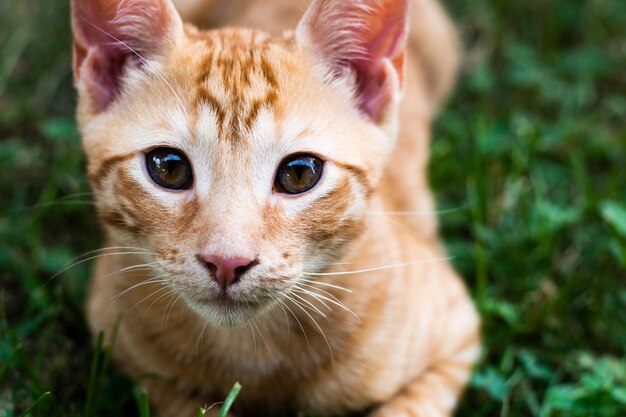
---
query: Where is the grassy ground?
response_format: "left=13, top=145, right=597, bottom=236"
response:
left=1, top=0, right=625, bottom=416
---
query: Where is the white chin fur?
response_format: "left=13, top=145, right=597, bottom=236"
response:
left=186, top=298, right=263, bottom=328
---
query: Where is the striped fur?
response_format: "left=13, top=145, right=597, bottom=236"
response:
left=72, top=0, right=480, bottom=416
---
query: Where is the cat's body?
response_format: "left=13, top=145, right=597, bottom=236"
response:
left=72, top=0, right=480, bottom=416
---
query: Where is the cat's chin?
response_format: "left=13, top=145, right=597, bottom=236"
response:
left=186, top=295, right=267, bottom=327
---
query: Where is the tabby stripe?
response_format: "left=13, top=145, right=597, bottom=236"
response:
left=89, top=152, right=136, bottom=188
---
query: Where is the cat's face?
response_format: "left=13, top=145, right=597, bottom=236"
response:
left=73, top=0, right=407, bottom=326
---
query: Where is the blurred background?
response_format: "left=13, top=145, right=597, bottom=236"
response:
left=0, top=0, right=625, bottom=416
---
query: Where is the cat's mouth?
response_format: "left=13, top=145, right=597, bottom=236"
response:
left=187, top=293, right=268, bottom=326
left=193, top=293, right=259, bottom=309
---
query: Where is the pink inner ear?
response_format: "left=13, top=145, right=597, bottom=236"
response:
left=79, top=45, right=130, bottom=111
left=299, top=0, right=408, bottom=122
left=71, top=0, right=178, bottom=112
left=353, top=5, right=407, bottom=121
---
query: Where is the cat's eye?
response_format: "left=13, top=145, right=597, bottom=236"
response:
left=274, top=154, right=324, bottom=195
left=146, top=148, right=193, bottom=190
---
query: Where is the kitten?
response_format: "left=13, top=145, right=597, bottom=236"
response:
left=71, top=0, right=480, bottom=416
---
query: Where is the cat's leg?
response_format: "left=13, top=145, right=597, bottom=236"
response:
left=367, top=350, right=478, bottom=417
left=368, top=303, right=480, bottom=417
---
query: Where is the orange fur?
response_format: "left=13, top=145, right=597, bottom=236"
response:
left=72, top=0, right=480, bottom=416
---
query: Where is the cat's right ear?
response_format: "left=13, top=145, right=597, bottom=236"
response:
left=296, top=0, right=408, bottom=125
left=71, top=0, right=183, bottom=113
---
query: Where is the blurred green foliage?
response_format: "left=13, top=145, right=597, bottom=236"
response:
left=0, top=0, right=625, bottom=416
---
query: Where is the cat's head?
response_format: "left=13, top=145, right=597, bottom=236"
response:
left=72, top=0, right=408, bottom=326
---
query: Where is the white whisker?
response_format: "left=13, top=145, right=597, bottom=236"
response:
left=162, top=292, right=182, bottom=330
left=147, top=287, right=178, bottom=312
left=126, top=285, right=171, bottom=313
left=248, top=322, right=258, bottom=356
left=195, top=316, right=212, bottom=358
left=276, top=301, right=291, bottom=344
left=29, top=200, right=96, bottom=209
left=303, top=257, right=452, bottom=277
left=119, top=262, right=161, bottom=273
left=286, top=296, right=334, bottom=364
left=110, top=276, right=170, bottom=302
left=251, top=321, right=274, bottom=359
left=365, top=205, right=468, bottom=217
left=47, top=250, right=155, bottom=284
left=298, top=278, right=352, bottom=293
left=277, top=299, right=310, bottom=354
left=292, top=288, right=332, bottom=312
left=295, top=285, right=359, bottom=319
left=290, top=291, right=328, bottom=318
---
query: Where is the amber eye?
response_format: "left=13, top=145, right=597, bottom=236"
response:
left=146, top=148, right=193, bottom=190
left=274, top=154, right=324, bottom=195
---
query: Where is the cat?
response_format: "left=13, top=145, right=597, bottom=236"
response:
left=70, top=0, right=480, bottom=416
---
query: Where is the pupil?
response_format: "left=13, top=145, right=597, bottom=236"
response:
left=294, top=165, right=305, bottom=181
left=166, top=159, right=177, bottom=175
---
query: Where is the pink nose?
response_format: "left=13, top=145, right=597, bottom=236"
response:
left=198, top=254, right=258, bottom=289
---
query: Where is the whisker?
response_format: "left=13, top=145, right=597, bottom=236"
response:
left=195, top=316, right=212, bottom=358
left=147, top=287, right=178, bottom=312
left=248, top=322, right=258, bottom=356
left=292, top=290, right=334, bottom=317
left=70, top=246, right=154, bottom=262
left=98, top=266, right=151, bottom=280
left=277, top=299, right=311, bottom=354
left=294, top=285, right=359, bottom=319
left=98, top=262, right=162, bottom=282
left=296, top=282, right=345, bottom=302
left=126, top=285, right=171, bottom=313
left=251, top=321, right=274, bottom=359
left=286, top=295, right=334, bottom=364
left=303, top=257, right=453, bottom=277
left=110, top=277, right=170, bottom=302
left=162, top=292, right=182, bottom=330
left=28, top=200, right=96, bottom=209
left=276, top=301, right=291, bottom=344
left=47, top=250, right=155, bottom=284
left=290, top=291, right=327, bottom=318
left=298, top=279, right=352, bottom=293
left=301, top=261, right=358, bottom=266
left=26, top=192, right=95, bottom=209
left=365, top=205, right=468, bottom=217
left=119, top=262, right=161, bottom=273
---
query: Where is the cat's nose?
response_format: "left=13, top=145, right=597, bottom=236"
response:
left=198, top=254, right=258, bottom=289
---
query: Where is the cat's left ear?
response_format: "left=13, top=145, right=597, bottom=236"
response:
left=71, top=0, right=184, bottom=112
left=296, top=0, right=408, bottom=124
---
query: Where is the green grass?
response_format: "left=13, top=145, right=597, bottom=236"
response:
left=1, top=0, right=625, bottom=416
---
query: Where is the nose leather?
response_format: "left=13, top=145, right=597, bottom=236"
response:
left=199, top=254, right=257, bottom=289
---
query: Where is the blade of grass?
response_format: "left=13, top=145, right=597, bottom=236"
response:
left=6, top=332, right=44, bottom=392
left=84, top=331, right=104, bottom=417
left=0, top=355, right=11, bottom=386
left=18, top=391, right=51, bottom=417
left=138, top=388, right=151, bottom=417
left=97, top=314, right=123, bottom=394
left=218, top=382, right=241, bottom=417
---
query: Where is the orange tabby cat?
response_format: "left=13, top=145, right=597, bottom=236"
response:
left=71, top=0, right=480, bottom=416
